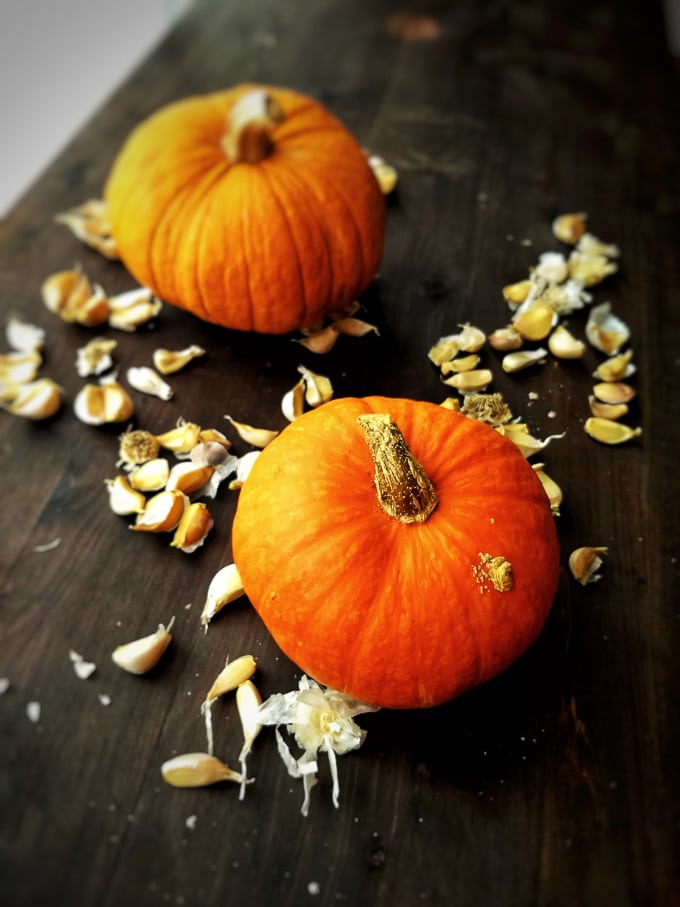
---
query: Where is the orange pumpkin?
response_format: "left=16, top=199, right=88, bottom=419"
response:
left=104, top=85, right=386, bottom=334
left=232, top=397, right=560, bottom=709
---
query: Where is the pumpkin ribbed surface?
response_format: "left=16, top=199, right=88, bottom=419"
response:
left=104, top=84, right=386, bottom=334
left=232, top=397, right=560, bottom=709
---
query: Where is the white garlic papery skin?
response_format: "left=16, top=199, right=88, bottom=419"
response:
left=6, top=317, right=46, bottom=353
left=126, top=366, right=173, bottom=401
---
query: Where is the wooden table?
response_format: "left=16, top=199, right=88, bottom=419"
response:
left=1, top=1, right=678, bottom=904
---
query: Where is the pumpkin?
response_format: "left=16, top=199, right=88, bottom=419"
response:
left=104, top=85, right=386, bottom=334
left=232, top=396, right=560, bottom=709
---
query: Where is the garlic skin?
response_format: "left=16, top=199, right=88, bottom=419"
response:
left=585, top=302, right=630, bottom=355
left=126, top=366, right=173, bottom=401
left=569, top=547, right=608, bottom=585
left=76, top=337, right=117, bottom=377
left=131, top=490, right=188, bottom=533
left=170, top=502, right=213, bottom=553
left=107, top=287, right=162, bottom=332
left=73, top=381, right=134, bottom=425
left=0, top=350, right=42, bottom=385
left=112, top=618, right=175, bottom=674
left=105, top=475, right=147, bottom=516
left=55, top=198, right=119, bottom=259
left=2, top=378, right=62, bottom=420
left=6, top=316, right=46, bottom=353
left=153, top=344, right=205, bottom=375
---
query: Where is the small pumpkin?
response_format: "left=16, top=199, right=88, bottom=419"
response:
left=232, top=397, right=560, bottom=709
left=104, top=85, right=386, bottom=334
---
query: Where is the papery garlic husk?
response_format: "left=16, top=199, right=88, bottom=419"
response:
left=201, top=563, right=245, bottom=630
left=107, top=288, right=162, bottom=332
left=164, top=461, right=215, bottom=495
left=552, top=212, right=588, bottom=245
left=54, top=198, right=119, bottom=259
left=105, top=475, right=147, bottom=515
left=585, top=302, right=630, bottom=355
left=428, top=335, right=460, bottom=366
left=126, top=366, right=173, bottom=400
left=548, top=324, right=586, bottom=359
left=488, top=326, right=523, bottom=351
left=6, top=316, right=46, bottom=353
left=41, top=269, right=110, bottom=326
left=577, top=233, right=621, bottom=259
left=228, top=450, right=261, bottom=489
left=332, top=317, right=380, bottom=337
left=281, top=378, right=305, bottom=422
left=592, top=381, right=636, bottom=405
left=440, top=353, right=480, bottom=375
left=441, top=368, right=493, bottom=393
left=495, top=423, right=565, bottom=458
left=73, top=381, right=134, bottom=425
left=153, top=344, right=205, bottom=375
left=532, top=463, right=562, bottom=516
left=588, top=396, right=629, bottom=421
left=155, top=420, right=202, bottom=454
left=224, top=415, right=279, bottom=448
left=118, top=428, right=161, bottom=468
left=236, top=679, right=263, bottom=799
left=367, top=153, right=398, bottom=194
left=131, top=490, right=188, bottom=533
left=296, top=325, right=339, bottom=354
left=76, top=337, right=117, bottom=377
left=502, top=279, right=532, bottom=306
left=2, top=377, right=62, bottom=420
left=584, top=417, right=642, bottom=445
left=569, top=546, right=608, bottom=585
left=502, top=348, right=548, bottom=373
left=161, top=752, right=247, bottom=788
left=112, top=617, right=175, bottom=674
left=534, top=251, right=568, bottom=284
left=128, top=457, right=170, bottom=491
left=298, top=365, right=333, bottom=407
left=512, top=304, right=558, bottom=341
left=568, top=249, right=618, bottom=286
left=171, top=502, right=213, bottom=553
left=0, top=350, right=42, bottom=385
left=592, top=349, right=635, bottom=382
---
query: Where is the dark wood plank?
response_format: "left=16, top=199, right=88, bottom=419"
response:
left=1, top=1, right=678, bottom=905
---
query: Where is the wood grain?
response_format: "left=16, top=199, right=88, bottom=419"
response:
left=1, top=1, right=678, bottom=905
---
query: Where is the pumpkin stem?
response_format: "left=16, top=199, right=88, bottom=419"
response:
left=222, top=89, right=284, bottom=164
left=357, top=413, right=438, bottom=524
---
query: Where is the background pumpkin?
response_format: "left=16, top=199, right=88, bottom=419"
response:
left=104, top=84, right=386, bottom=334
left=232, top=396, right=561, bottom=710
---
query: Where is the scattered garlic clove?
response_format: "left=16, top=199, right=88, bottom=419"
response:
left=502, top=279, right=532, bottom=306
left=2, top=377, right=62, bottom=420
left=161, top=752, right=247, bottom=788
left=592, top=349, right=635, bottom=382
left=201, top=563, right=245, bottom=630
left=112, top=617, right=175, bottom=674
left=440, top=397, right=461, bottom=411
left=588, top=396, right=629, bottom=421
left=552, top=212, right=588, bottom=245
left=131, top=490, right=188, bottom=533
left=224, top=415, right=279, bottom=448
left=488, top=326, right=523, bottom=351
left=76, top=337, right=117, bottom=377
left=155, top=420, right=202, bottom=455
left=164, top=461, right=214, bottom=495
left=171, top=502, right=213, bottom=553
left=0, top=350, right=42, bottom=384
left=440, top=353, right=480, bottom=375
left=495, top=423, right=565, bottom=458
left=126, top=366, right=173, bottom=400
left=296, top=325, right=339, bottom=354
left=585, top=302, right=630, bottom=355
left=568, top=250, right=618, bottom=286
left=73, top=381, right=134, bottom=425
left=502, top=348, right=548, bottom=373
left=512, top=304, right=558, bottom=341
left=128, top=457, right=170, bottom=491
left=548, top=324, right=586, bottom=359
left=441, top=368, right=493, bottom=393
left=531, top=463, right=562, bottom=516
left=592, top=381, right=636, bottom=405
left=54, top=198, right=119, bottom=259
left=152, top=344, right=205, bottom=375
left=367, top=153, right=398, bottom=194
left=534, top=251, right=568, bottom=284
left=281, top=377, right=306, bottom=422
left=428, top=336, right=460, bottom=366
left=236, top=679, right=263, bottom=799
left=569, top=546, right=608, bottom=585
left=107, top=288, right=162, bottom=331
left=332, top=317, right=380, bottom=338
left=298, top=365, right=333, bottom=406
left=118, top=428, right=161, bottom=468
left=41, top=269, right=110, bottom=326
left=228, top=451, right=260, bottom=489
left=205, top=655, right=257, bottom=704
left=577, top=233, right=620, bottom=259
left=69, top=649, right=97, bottom=680
left=584, top=417, right=642, bottom=445
left=105, top=475, right=147, bottom=515
left=6, top=316, right=46, bottom=353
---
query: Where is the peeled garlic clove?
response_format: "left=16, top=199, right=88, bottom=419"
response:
left=118, top=428, right=161, bottom=467
left=6, top=316, right=46, bottom=353
left=105, top=475, right=147, bottom=515
left=205, top=654, right=257, bottom=703
left=569, top=546, right=608, bottom=585
left=296, top=325, right=339, bottom=354
left=126, top=366, right=173, bottom=401
left=41, top=269, right=90, bottom=317
left=171, top=502, right=213, bottom=553
left=495, top=423, right=565, bottom=458
left=367, top=153, right=398, bottom=194
left=585, top=302, right=630, bottom=355
left=588, top=396, right=629, bottom=421
left=488, top=326, right=523, bottom=351
left=161, top=752, right=246, bottom=788
left=155, top=420, right=202, bottom=454
left=128, top=457, right=170, bottom=491
left=201, top=563, right=245, bottom=630
left=552, top=212, right=588, bottom=245
left=76, top=337, right=117, bottom=377
left=298, top=365, right=333, bottom=406
left=584, top=417, right=641, bottom=445
left=592, top=349, right=635, bottom=382
left=0, top=350, right=42, bottom=384
left=440, top=353, right=480, bottom=375
left=454, top=323, right=486, bottom=352
left=428, top=336, right=460, bottom=366
left=165, top=461, right=215, bottom=495
left=502, top=279, right=532, bottom=306
left=592, top=381, right=636, bottom=405
left=441, top=368, right=493, bottom=393
left=73, top=381, right=134, bottom=425
left=548, top=324, right=586, bottom=359
left=512, top=304, right=558, bottom=341
left=224, top=415, right=279, bottom=448
left=108, top=288, right=162, bottom=331
left=2, top=377, right=62, bottom=420
left=131, top=490, right=188, bottom=533
left=112, top=617, right=175, bottom=674
left=531, top=463, right=562, bottom=516
left=534, top=251, right=568, bottom=284
left=502, top=348, right=547, bottom=373
left=152, top=344, right=205, bottom=375
left=440, top=397, right=461, bottom=411
left=236, top=679, right=263, bottom=799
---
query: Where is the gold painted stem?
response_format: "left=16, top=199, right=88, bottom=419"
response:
left=357, top=413, right=438, bottom=524
left=222, top=89, right=284, bottom=164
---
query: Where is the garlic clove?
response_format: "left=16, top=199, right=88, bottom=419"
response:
left=152, top=344, right=205, bottom=375
left=495, top=423, right=565, bottom=458
left=512, top=303, right=558, bottom=341
left=128, top=457, right=170, bottom=491
left=6, top=316, right=46, bottom=353
left=112, top=617, right=175, bottom=674
left=552, top=212, right=588, bottom=245
left=107, top=288, right=162, bottom=331
left=73, top=381, right=134, bottom=425
left=200, top=563, right=245, bottom=630
left=502, top=279, right=532, bottom=306
left=165, top=461, right=215, bottom=495
left=584, top=417, right=642, bottom=445
left=440, top=353, right=480, bottom=375
left=54, top=198, right=119, bottom=259
left=569, top=546, right=608, bottom=585
left=126, top=366, right=173, bottom=401
left=588, top=396, right=629, bottom=421
left=568, top=250, right=618, bottom=286
left=295, top=325, right=339, bottom=354
left=236, top=679, right=263, bottom=799
left=205, top=655, right=257, bottom=703
left=592, top=349, right=635, bottom=382
left=2, top=377, right=62, bottom=420
left=441, top=368, right=493, bottom=393
left=224, top=415, right=279, bottom=448
left=0, top=350, right=42, bottom=385
left=131, top=490, right=188, bottom=533
left=161, top=752, right=246, bottom=788
left=592, top=381, right=636, bottom=405
left=105, top=475, right=147, bottom=515
left=488, top=326, right=523, bottom=351
left=440, top=397, right=461, bottom=411
left=332, top=317, right=380, bottom=338
left=585, top=302, right=630, bottom=355
left=548, top=324, right=586, bottom=359
left=367, top=153, right=398, bottom=194
left=155, top=420, right=202, bottom=455
left=170, top=502, right=213, bottom=553
left=531, top=463, right=563, bottom=516
left=281, top=377, right=306, bottom=422
left=501, top=348, right=548, bottom=373
left=76, top=337, right=117, bottom=377
left=298, top=365, right=333, bottom=407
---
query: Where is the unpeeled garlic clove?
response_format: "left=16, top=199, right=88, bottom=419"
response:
left=569, top=546, right=608, bottom=585
left=170, top=502, right=213, bottom=553
left=126, top=366, right=173, bottom=401
left=41, top=269, right=110, bottom=326
left=296, top=324, right=339, bottom=354
left=502, top=348, right=548, bottom=373
left=228, top=451, right=261, bottom=490
left=548, top=324, right=586, bottom=359
left=584, top=417, right=642, bottom=445
left=73, top=381, right=134, bottom=425
left=112, top=617, right=175, bottom=674
left=105, top=475, right=147, bottom=515
left=161, top=752, right=246, bottom=788
left=2, top=377, right=62, bottom=420
left=152, top=344, right=205, bottom=375
left=332, top=317, right=380, bottom=338
left=488, top=326, right=523, bottom=351
left=495, top=423, right=565, bottom=458
left=6, top=316, right=46, bottom=353
left=224, top=415, right=279, bottom=448
left=200, top=563, right=245, bottom=630
left=585, top=302, right=630, bottom=355
left=131, top=490, right=188, bottom=533
left=568, top=250, right=618, bottom=286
